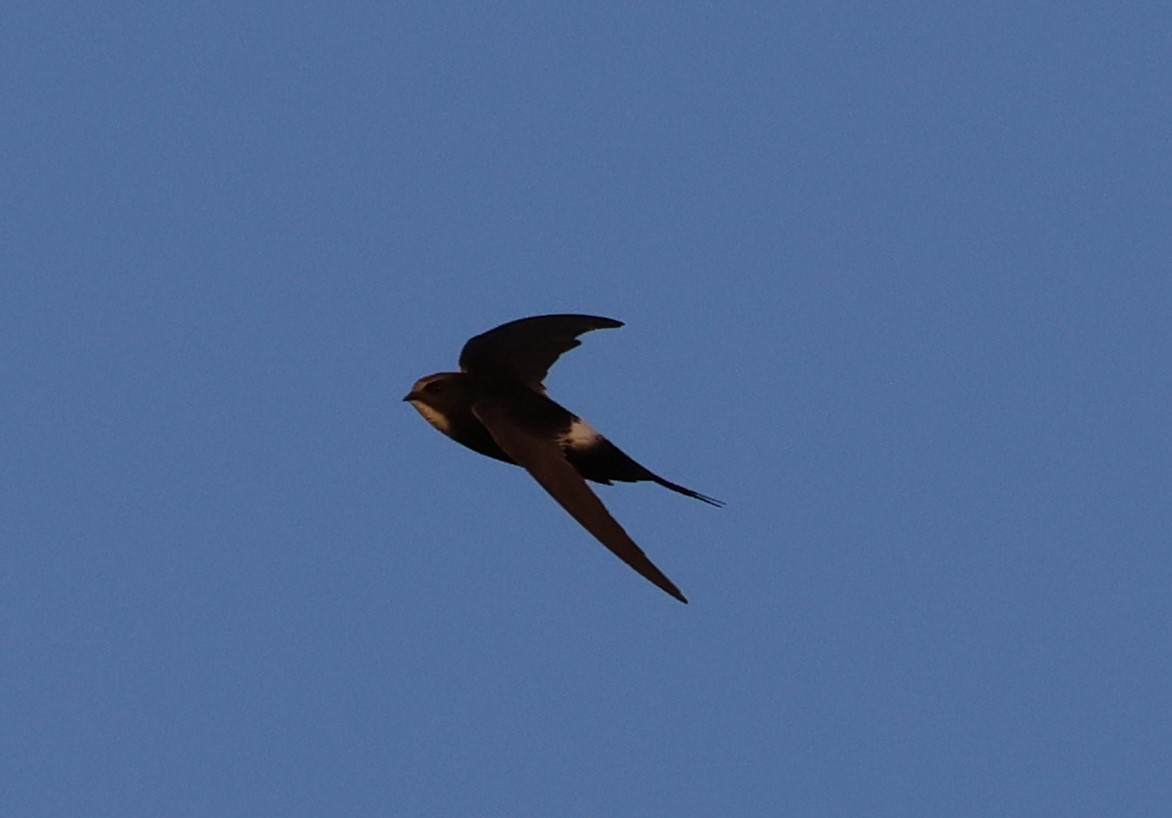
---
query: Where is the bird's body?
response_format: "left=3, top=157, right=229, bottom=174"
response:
left=404, top=314, right=721, bottom=603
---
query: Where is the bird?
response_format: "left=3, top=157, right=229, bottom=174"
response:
left=403, top=314, right=722, bottom=603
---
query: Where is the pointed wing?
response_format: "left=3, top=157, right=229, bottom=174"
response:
left=459, top=314, right=623, bottom=389
left=472, top=400, right=687, bottom=603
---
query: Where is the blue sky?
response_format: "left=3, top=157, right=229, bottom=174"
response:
left=4, top=2, right=1169, bottom=815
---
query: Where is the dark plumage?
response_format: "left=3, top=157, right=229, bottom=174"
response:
left=404, top=314, right=721, bottom=603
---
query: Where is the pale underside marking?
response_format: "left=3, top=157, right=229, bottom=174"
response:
left=560, top=417, right=603, bottom=450
left=409, top=400, right=452, bottom=435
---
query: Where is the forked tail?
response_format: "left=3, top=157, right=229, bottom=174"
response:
left=651, top=474, right=724, bottom=507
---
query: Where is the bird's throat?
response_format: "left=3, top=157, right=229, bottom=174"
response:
left=407, top=400, right=452, bottom=436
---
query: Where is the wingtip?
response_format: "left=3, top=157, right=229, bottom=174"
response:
left=581, top=315, right=623, bottom=330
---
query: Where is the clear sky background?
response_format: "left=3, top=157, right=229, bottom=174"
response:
left=4, top=3, right=1169, bottom=815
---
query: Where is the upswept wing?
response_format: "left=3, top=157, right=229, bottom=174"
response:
left=459, top=314, right=622, bottom=389
left=472, top=400, right=687, bottom=603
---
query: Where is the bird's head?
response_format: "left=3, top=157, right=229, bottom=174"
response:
left=403, top=372, right=472, bottom=437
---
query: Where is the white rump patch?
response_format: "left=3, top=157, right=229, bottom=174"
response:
left=560, top=417, right=603, bottom=450
left=408, top=400, right=452, bottom=435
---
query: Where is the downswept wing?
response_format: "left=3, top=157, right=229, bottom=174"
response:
left=472, top=400, right=687, bottom=603
left=459, top=314, right=622, bottom=389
